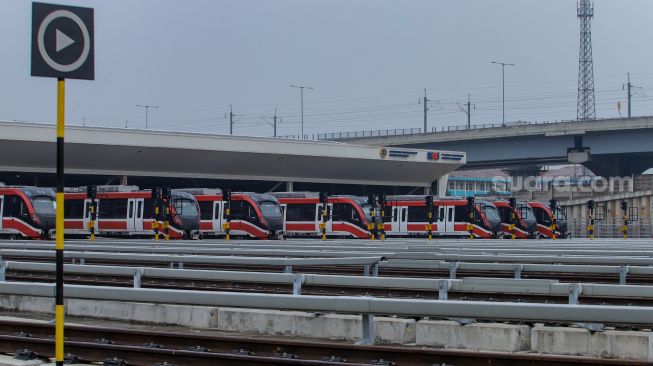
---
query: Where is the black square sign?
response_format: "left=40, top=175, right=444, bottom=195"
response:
left=31, top=2, right=94, bottom=80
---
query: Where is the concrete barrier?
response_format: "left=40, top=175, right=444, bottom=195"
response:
left=532, top=325, right=653, bottom=361
left=416, top=320, right=530, bottom=352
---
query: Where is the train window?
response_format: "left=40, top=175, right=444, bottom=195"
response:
left=64, top=199, right=84, bottom=219
left=382, top=207, right=393, bottom=222
left=393, top=207, right=397, bottom=221
left=175, top=199, right=198, bottom=216
left=454, top=206, right=467, bottom=222
left=143, top=199, right=153, bottom=219
left=286, top=204, right=316, bottom=222
left=407, top=206, right=427, bottom=222
left=332, top=203, right=360, bottom=224
left=32, top=196, right=55, bottom=214
left=439, top=207, right=445, bottom=220
left=198, top=201, right=213, bottom=220
left=448, top=207, right=453, bottom=222
left=128, top=201, right=134, bottom=218
left=0, top=197, right=2, bottom=217
left=259, top=201, right=282, bottom=217
left=99, top=199, right=128, bottom=219
left=84, top=202, right=90, bottom=218
left=3, top=196, right=28, bottom=218
left=137, top=201, right=142, bottom=219
left=227, top=200, right=257, bottom=222
left=401, top=208, right=406, bottom=222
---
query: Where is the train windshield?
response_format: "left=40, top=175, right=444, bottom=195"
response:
left=259, top=201, right=282, bottom=217
left=360, top=204, right=373, bottom=222
left=176, top=199, right=199, bottom=216
left=481, top=205, right=500, bottom=221
left=519, top=205, right=535, bottom=220
left=555, top=208, right=567, bottom=221
left=31, top=196, right=56, bottom=214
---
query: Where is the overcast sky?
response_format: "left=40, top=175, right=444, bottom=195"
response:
left=2, top=0, right=653, bottom=138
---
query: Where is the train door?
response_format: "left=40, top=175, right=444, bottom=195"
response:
left=82, top=199, right=91, bottom=231
left=126, top=198, right=140, bottom=232
left=398, top=206, right=408, bottom=232
left=439, top=205, right=455, bottom=233
left=213, top=200, right=222, bottom=233
left=0, top=196, right=3, bottom=231
left=134, top=198, right=144, bottom=231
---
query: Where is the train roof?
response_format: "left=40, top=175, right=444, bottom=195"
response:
left=176, top=188, right=222, bottom=195
left=269, top=192, right=319, bottom=199
left=0, top=186, right=55, bottom=197
left=65, top=185, right=141, bottom=193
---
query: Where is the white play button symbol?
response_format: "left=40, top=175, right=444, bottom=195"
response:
left=55, top=29, right=75, bottom=52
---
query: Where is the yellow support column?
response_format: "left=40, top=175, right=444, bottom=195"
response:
left=55, top=78, right=66, bottom=366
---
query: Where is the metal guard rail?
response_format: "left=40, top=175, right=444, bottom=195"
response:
left=3, top=262, right=653, bottom=300
left=0, top=281, right=651, bottom=327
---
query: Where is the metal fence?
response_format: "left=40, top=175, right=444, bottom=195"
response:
left=315, top=128, right=422, bottom=140
left=570, top=218, right=653, bottom=239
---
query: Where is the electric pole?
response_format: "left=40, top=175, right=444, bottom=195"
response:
left=260, top=107, right=280, bottom=137
left=225, top=105, right=242, bottom=135
left=423, top=89, right=429, bottom=133
left=491, top=61, right=515, bottom=126
left=458, top=94, right=475, bottom=129
left=135, top=104, right=159, bottom=129
left=622, top=73, right=646, bottom=118
left=290, top=84, right=314, bottom=139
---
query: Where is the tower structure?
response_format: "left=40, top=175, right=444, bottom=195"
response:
left=577, top=0, right=596, bottom=120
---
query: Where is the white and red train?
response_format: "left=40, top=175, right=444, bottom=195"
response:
left=0, top=183, right=567, bottom=240
left=178, top=188, right=284, bottom=239
left=382, top=196, right=502, bottom=238
left=271, top=192, right=373, bottom=238
left=63, top=186, right=201, bottom=239
left=0, top=186, right=56, bottom=239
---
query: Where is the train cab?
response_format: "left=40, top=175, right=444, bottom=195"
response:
left=0, top=185, right=56, bottom=239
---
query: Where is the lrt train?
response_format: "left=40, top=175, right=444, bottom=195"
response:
left=63, top=185, right=200, bottom=239
left=528, top=201, right=569, bottom=239
left=0, top=186, right=56, bottom=239
left=178, top=188, right=284, bottom=239
left=382, top=196, right=502, bottom=238
left=271, top=192, right=373, bottom=238
left=493, top=199, right=537, bottom=239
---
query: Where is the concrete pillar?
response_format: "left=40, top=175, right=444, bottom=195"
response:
left=286, top=181, right=293, bottom=192
left=120, top=175, right=128, bottom=185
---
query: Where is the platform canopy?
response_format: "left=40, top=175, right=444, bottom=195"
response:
left=0, top=122, right=465, bottom=187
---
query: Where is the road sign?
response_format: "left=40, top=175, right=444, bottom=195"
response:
left=31, top=2, right=94, bottom=80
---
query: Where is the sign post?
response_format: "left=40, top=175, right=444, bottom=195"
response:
left=31, top=3, right=94, bottom=365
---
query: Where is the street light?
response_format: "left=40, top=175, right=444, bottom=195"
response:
left=491, top=61, right=515, bottom=126
left=290, top=84, right=314, bottom=139
left=135, top=104, right=159, bottom=129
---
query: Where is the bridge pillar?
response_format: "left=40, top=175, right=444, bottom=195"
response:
left=286, top=181, right=294, bottom=192
left=584, top=155, right=653, bottom=177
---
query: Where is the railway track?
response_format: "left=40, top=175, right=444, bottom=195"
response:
left=0, top=319, right=642, bottom=366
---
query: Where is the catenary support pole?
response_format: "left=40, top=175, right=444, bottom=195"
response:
left=55, top=78, right=66, bottom=366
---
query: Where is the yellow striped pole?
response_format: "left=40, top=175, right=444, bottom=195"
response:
left=55, top=78, right=65, bottom=366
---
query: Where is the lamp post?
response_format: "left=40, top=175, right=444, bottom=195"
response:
left=491, top=61, right=515, bottom=126
left=135, top=104, right=159, bottom=129
left=290, top=84, right=314, bottom=139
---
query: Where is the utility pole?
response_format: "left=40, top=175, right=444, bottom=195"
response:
left=622, top=73, right=646, bottom=119
left=423, top=88, right=429, bottom=133
left=290, top=84, right=314, bottom=139
left=135, top=104, right=159, bottom=129
left=458, top=94, right=475, bottom=129
left=491, top=61, right=515, bottom=126
left=225, top=105, right=242, bottom=135
left=260, top=107, right=280, bottom=137
left=626, top=73, right=632, bottom=118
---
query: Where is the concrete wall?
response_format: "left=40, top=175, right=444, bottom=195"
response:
left=1, top=294, right=652, bottom=361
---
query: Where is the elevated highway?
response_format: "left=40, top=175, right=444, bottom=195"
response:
left=0, top=121, right=463, bottom=190
left=337, top=117, right=653, bottom=176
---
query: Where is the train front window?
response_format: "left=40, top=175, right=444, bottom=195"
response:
left=555, top=208, right=567, bottom=221
left=519, top=206, right=535, bottom=220
left=177, top=199, right=199, bottom=216
left=360, top=204, right=372, bottom=222
left=481, top=205, right=500, bottom=221
left=259, top=201, right=282, bottom=217
left=32, top=196, right=55, bottom=214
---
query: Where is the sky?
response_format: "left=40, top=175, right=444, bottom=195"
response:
left=2, top=0, right=653, bottom=138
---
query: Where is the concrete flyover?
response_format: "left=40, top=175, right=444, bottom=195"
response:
left=0, top=121, right=464, bottom=188
left=336, top=116, right=653, bottom=177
